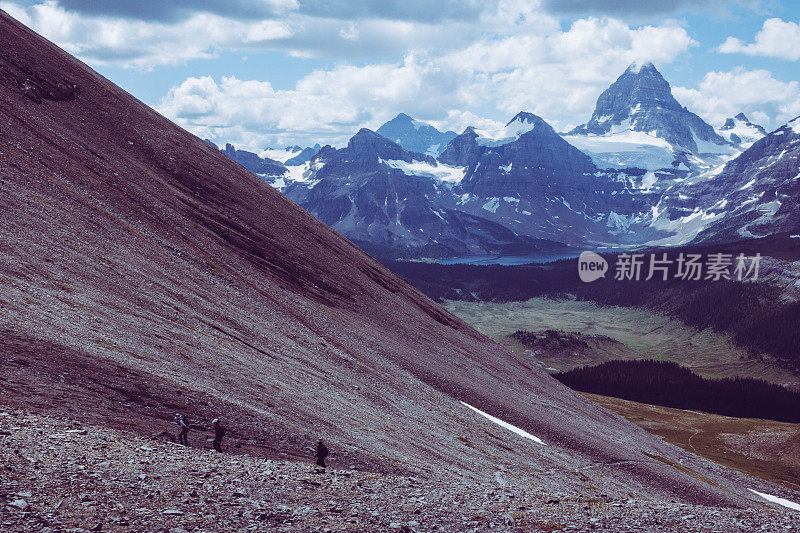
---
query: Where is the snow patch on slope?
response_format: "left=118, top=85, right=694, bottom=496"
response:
left=460, top=402, right=545, bottom=445
left=382, top=159, right=466, bottom=184
left=482, top=197, right=500, bottom=213
left=474, top=120, right=538, bottom=147
left=259, top=148, right=302, bottom=163
left=748, top=489, right=800, bottom=512
left=647, top=205, right=725, bottom=246
left=718, top=118, right=766, bottom=149
left=691, top=130, right=735, bottom=155
left=562, top=131, right=676, bottom=171
left=789, top=117, right=800, bottom=135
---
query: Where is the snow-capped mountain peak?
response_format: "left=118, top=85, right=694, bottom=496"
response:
left=626, top=59, right=655, bottom=74
left=718, top=113, right=767, bottom=149
left=506, top=111, right=540, bottom=125
left=563, top=62, right=732, bottom=180
left=681, top=113, right=800, bottom=243
left=375, top=113, right=457, bottom=156
left=569, top=61, right=728, bottom=155
left=473, top=111, right=548, bottom=147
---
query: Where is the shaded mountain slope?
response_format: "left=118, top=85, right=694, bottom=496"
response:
left=283, top=128, right=558, bottom=258
left=690, top=117, right=800, bottom=242
left=441, top=112, right=650, bottom=245
left=219, top=142, right=287, bottom=178
left=0, top=10, right=794, bottom=512
left=376, top=112, right=457, bottom=156
left=568, top=61, right=727, bottom=154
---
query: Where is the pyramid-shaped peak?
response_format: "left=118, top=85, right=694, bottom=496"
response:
left=626, top=59, right=656, bottom=74
left=596, top=60, right=675, bottom=113
left=355, top=127, right=380, bottom=137
left=348, top=127, right=395, bottom=150
left=506, top=111, right=545, bottom=126
left=347, top=127, right=419, bottom=160
left=568, top=61, right=727, bottom=152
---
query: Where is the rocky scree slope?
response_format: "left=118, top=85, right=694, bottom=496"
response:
left=2, top=406, right=798, bottom=532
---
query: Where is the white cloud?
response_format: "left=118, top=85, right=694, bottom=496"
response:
left=2, top=1, right=700, bottom=147
left=543, top=0, right=765, bottom=18
left=0, top=1, right=535, bottom=66
left=431, top=111, right=505, bottom=134
left=0, top=1, right=292, bottom=69
left=718, top=18, right=800, bottom=61
left=673, top=68, right=800, bottom=130
left=158, top=55, right=436, bottom=148
left=156, top=13, right=696, bottom=147
left=434, top=17, right=695, bottom=128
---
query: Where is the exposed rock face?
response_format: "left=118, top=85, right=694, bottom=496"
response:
left=437, top=126, right=483, bottom=167
left=376, top=113, right=457, bottom=156
left=457, top=113, right=600, bottom=197
left=443, top=112, right=650, bottom=244
left=287, top=113, right=662, bottom=250
left=690, top=117, right=800, bottom=241
left=284, top=129, right=555, bottom=257
left=284, top=144, right=321, bottom=166
left=220, top=143, right=287, bottom=177
left=569, top=61, right=728, bottom=154
left=718, top=113, right=768, bottom=148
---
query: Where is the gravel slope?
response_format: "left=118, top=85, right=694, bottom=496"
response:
left=2, top=407, right=796, bottom=532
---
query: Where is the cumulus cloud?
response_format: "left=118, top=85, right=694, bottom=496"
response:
left=3, top=0, right=738, bottom=148
left=56, top=0, right=483, bottom=24
left=718, top=18, right=800, bottom=61
left=673, top=68, right=800, bottom=129
left=157, top=55, right=437, bottom=148
left=0, top=2, right=293, bottom=68
left=156, top=13, right=697, bottom=148
left=0, top=1, right=525, bottom=65
left=430, top=111, right=505, bottom=135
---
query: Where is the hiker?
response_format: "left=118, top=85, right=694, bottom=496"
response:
left=174, top=413, right=190, bottom=446
left=212, top=419, right=226, bottom=452
left=314, top=439, right=329, bottom=468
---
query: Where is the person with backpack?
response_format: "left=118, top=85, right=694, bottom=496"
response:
left=314, top=438, right=329, bottom=469
left=212, top=419, right=226, bottom=452
left=174, top=413, right=190, bottom=446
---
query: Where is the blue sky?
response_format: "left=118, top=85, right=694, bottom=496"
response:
left=2, top=1, right=798, bottom=149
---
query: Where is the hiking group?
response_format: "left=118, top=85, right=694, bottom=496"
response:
left=173, top=413, right=225, bottom=452
left=173, top=413, right=330, bottom=469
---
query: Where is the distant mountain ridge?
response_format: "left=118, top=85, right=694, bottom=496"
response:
left=220, top=143, right=287, bottom=177
left=691, top=116, right=800, bottom=242
left=283, top=128, right=563, bottom=257
left=718, top=113, right=768, bottom=149
left=376, top=113, right=457, bottom=156
left=568, top=61, right=728, bottom=154
left=438, top=112, right=650, bottom=244
left=211, top=62, right=798, bottom=256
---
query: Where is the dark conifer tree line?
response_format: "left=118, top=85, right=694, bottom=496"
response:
left=554, top=360, right=800, bottom=422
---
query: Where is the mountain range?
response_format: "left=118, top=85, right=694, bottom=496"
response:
left=213, top=61, right=797, bottom=258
